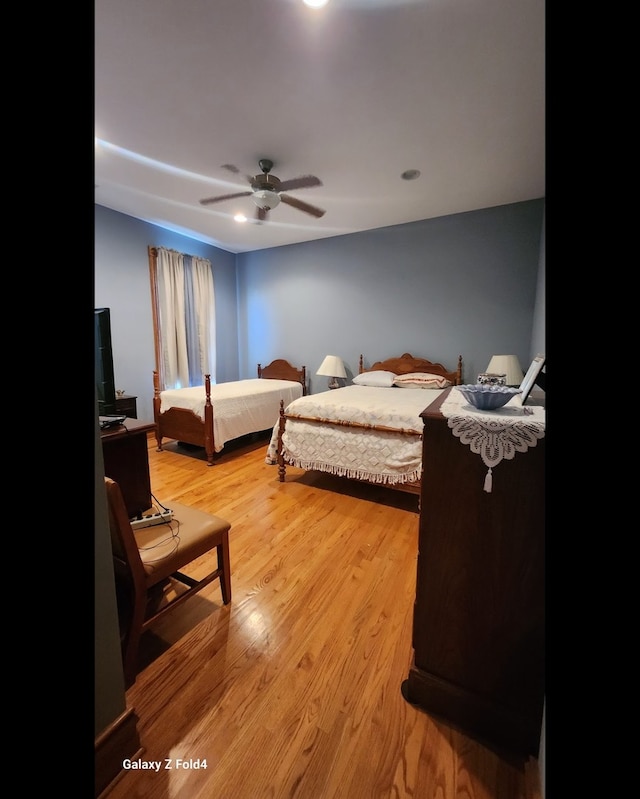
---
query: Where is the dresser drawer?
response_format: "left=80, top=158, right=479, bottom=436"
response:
left=115, top=395, right=137, bottom=418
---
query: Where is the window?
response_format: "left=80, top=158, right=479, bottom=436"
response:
left=148, top=246, right=216, bottom=389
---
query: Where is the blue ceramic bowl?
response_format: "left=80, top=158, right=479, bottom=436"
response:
left=455, top=384, right=522, bottom=411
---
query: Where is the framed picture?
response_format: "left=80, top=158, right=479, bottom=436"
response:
left=519, top=354, right=545, bottom=405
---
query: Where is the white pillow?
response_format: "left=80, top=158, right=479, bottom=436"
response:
left=352, top=370, right=397, bottom=388
left=393, top=372, right=452, bottom=389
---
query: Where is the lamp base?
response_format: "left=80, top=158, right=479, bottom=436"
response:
left=328, top=378, right=340, bottom=390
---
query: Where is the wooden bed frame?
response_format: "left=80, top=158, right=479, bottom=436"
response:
left=276, top=352, right=463, bottom=495
left=153, top=359, right=307, bottom=466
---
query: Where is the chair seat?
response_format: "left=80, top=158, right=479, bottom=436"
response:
left=136, top=502, right=231, bottom=586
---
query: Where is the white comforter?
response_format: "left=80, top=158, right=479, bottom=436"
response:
left=161, top=379, right=303, bottom=452
left=265, top=385, right=446, bottom=485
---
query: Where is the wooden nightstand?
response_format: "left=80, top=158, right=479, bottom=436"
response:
left=115, top=394, right=138, bottom=418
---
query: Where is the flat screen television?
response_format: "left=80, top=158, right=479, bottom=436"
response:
left=95, top=307, right=117, bottom=415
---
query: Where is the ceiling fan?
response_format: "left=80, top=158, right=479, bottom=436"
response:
left=200, top=159, right=325, bottom=221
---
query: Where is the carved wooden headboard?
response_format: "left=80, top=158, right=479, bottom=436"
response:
left=359, top=352, right=463, bottom=385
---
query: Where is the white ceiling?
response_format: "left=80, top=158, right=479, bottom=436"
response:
left=95, top=0, right=545, bottom=255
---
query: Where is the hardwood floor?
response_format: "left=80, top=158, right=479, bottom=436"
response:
left=103, top=432, right=542, bottom=799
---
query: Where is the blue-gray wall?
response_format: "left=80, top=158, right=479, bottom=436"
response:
left=237, top=201, right=545, bottom=391
left=95, top=198, right=545, bottom=418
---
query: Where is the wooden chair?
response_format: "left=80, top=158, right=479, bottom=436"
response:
left=104, top=476, right=232, bottom=686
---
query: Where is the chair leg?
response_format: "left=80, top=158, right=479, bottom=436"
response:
left=122, top=597, right=146, bottom=687
left=218, top=529, right=231, bottom=604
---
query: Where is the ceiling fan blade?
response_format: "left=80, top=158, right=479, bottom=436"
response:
left=200, top=191, right=252, bottom=206
left=277, top=175, right=322, bottom=192
left=280, top=194, right=325, bottom=218
left=221, top=163, right=254, bottom=184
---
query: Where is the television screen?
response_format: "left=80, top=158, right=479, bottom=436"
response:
left=95, top=307, right=117, bottom=415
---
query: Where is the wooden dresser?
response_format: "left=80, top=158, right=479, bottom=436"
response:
left=403, top=389, right=545, bottom=756
left=100, top=417, right=155, bottom=518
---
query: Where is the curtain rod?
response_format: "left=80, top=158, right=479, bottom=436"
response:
left=149, top=245, right=211, bottom=264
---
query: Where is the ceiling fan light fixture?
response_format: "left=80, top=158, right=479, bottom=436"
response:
left=252, top=189, right=281, bottom=211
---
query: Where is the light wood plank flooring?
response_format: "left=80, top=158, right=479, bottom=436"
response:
left=103, top=432, right=542, bottom=799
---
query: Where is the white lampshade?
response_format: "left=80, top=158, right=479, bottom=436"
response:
left=316, top=355, right=346, bottom=389
left=252, top=189, right=281, bottom=211
left=316, top=355, right=346, bottom=378
left=485, top=354, right=524, bottom=386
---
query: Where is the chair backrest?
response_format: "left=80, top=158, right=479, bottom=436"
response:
left=104, top=476, right=148, bottom=589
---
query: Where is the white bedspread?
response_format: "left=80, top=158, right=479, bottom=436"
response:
left=161, top=379, right=303, bottom=452
left=265, top=385, right=446, bottom=485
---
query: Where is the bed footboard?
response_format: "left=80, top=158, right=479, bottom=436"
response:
left=153, top=371, right=216, bottom=465
left=275, top=400, right=422, bottom=493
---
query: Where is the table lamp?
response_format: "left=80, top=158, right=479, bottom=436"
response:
left=485, top=355, right=524, bottom=387
left=316, top=355, right=346, bottom=389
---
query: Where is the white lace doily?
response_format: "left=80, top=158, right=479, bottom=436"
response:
left=440, top=389, right=545, bottom=492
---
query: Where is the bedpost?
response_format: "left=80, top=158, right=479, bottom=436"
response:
left=203, top=375, right=215, bottom=465
left=277, top=399, right=287, bottom=482
left=359, top=354, right=364, bottom=374
left=301, top=365, right=307, bottom=395
left=153, top=371, right=164, bottom=452
left=456, top=355, right=463, bottom=385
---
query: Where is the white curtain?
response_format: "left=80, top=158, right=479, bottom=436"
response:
left=192, top=255, right=217, bottom=383
left=156, top=248, right=216, bottom=389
